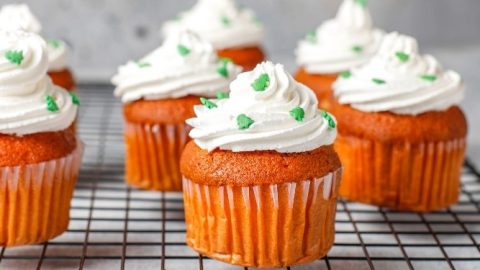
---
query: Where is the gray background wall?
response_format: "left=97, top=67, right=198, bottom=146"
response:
left=0, top=0, right=479, bottom=161
left=0, top=0, right=478, bottom=79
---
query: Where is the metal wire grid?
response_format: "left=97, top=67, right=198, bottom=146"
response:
left=0, top=84, right=479, bottom=270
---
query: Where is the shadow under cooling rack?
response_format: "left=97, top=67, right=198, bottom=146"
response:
left=0, top=85, right=479, bottom=270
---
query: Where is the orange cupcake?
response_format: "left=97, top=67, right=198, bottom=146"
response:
left=162, top=0, right=266, bottom=70
left=331, top=32, right=467, bottom=212
left=0, top=4, right=75, bottom=91
left=181, top=61, right=341, bottom=267
left=0, top=30, right=82, bottom=246
left=113, top=30, right=241, bottom=191
left=294, top=0, right=383, bottom=109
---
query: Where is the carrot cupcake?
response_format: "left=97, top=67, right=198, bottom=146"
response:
left=295, top=0, right=383, bottom=109
left=162, top=0, right=265, bottom=70
left=0, top=30, right=82, bottom=247
left=332, top=32, right=467, bottom=212
left=113, top=30, right=241, bottom=191
left=0, top=4, right=75, bottom=91
left=181, top=61, right=342, bottom=267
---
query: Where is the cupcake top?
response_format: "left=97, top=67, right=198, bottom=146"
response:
left=113, top=30, right=242, bottom=103
left=187, top=61, right=337, bottom=153
left=0, top=30, right=78, bottom=136
left=162, top=0, right=264, bottom=50
left=333, top=32, right=464, bottom=115
left=296, top=0, right=384, bottom=74
left=0, top=4, right=70, bottom=72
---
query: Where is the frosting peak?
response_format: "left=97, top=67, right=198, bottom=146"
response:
left=333, top=32, right=464, bottom=115
left=187, top=61, right=337, bottom=153
left=296, top=0, right=384, bottom=74
left=0, top=30, right=77, bottom=136
left=112, top=30, right=242, bottom=103
left=162, top=0, right=264, bottom=49
left=0, top=4, right=41, bottom=33
left=0, top=4, right=70, bottom=72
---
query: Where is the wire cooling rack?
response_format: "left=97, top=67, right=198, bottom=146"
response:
left=0, top=84, right=479, bottom=270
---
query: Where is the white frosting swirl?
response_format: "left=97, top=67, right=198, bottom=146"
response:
left=0, top=4, right=70, bottom=72
left=187, top=61, right=337, bottom=153
left=296, top=0, right=384, bottom=74
left=46, top=39, right=68, bottom=71
left=0, top=4, right=41, bottom=33
left=333, top=32, right=464, bottom=115
left=162, top=0, right=264, bottom=49
left=0, top=30, right=77, bottom=136
left=113, top=30, right=242, bottom=103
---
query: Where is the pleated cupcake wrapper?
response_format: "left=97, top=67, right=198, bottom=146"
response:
left=0, top=141, right=84, bottom=247
left=336, top=135, right=466, bottom=212
left=183, top=168, right=342, bottom=268
left=124, top=121, right=191, bottom=191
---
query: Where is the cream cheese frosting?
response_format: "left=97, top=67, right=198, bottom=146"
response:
left=113, top=30, right=242, bottom=103
left=162, top=0, right=264, bottom=50
left=0, top=4, right=70, bottom=72
left=0, top=30, right=78, bottom=136
left=187, top=61, right=337, bottom=153
left=333, top=32, right=464, bottom=115
left=296, top=0, right=384, bottom=74
left=46, top=39, right=68, bottom=72
left=0, top=4, right=41, bottom=33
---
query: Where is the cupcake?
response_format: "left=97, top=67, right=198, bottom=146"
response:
left=181, top=61, right=342, bottom=267
left=295, top=0, right=383, bottom=109
left=0, top=4, right=75, bottom=91
left=162, top=0, right=265, bottom=70
left=331, top=32, right=467, bottom=212
left=0, top=30, right=82, bottom=247
left=112, top=30, right=241, bottom=191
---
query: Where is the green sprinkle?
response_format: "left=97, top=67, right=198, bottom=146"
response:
left=216, top=91, right=229, bottom=99
left=48, top=39, right=61, bottom=49
left=420, top=74, right=437, bottom=81
left=237, top=114, right=254, bottom=130
left=355, top=0, right=368, bottom=7
left=137, top=62, right=151, bottom=68
left=217, top=58, right=232, bottom=78
left=372, top=78, right=386, bottom=85
left=217, top=66, right=228, bottom=77
left=327, top=118, right=336, bottom=129
left=251, top=73, right=270, bottom=92
left=200, top=97, right=217, bottom=109
left=69, top=92, right=80, bottom=105
left=340, top=71, right=352, bottom=79
left=221, top=16, right=231, bottom=26
left=177, top=44, right=190, bottom=56
left=289, top=107, right=305, bottom=122
left=395, top=51, right=410, bottom=62
left=306, top=31, right=317, bottom=43
left=352, top=45, right=363, bottom=53
left=45, top=95, right=59, bottom=112
left=321, top=111, right=336, bottom=129
left=252, top=16, right=262, bottom=25
left=5, top=50, right=24, bottom=66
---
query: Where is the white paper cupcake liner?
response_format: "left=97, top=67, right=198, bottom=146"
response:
left=337, top=136, right=466, bottom=211
left=182, top=167, right=342, bottom=267
left=0, top=141, right=84, bottom=247
left=124, top=121, right=191, bottom=191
